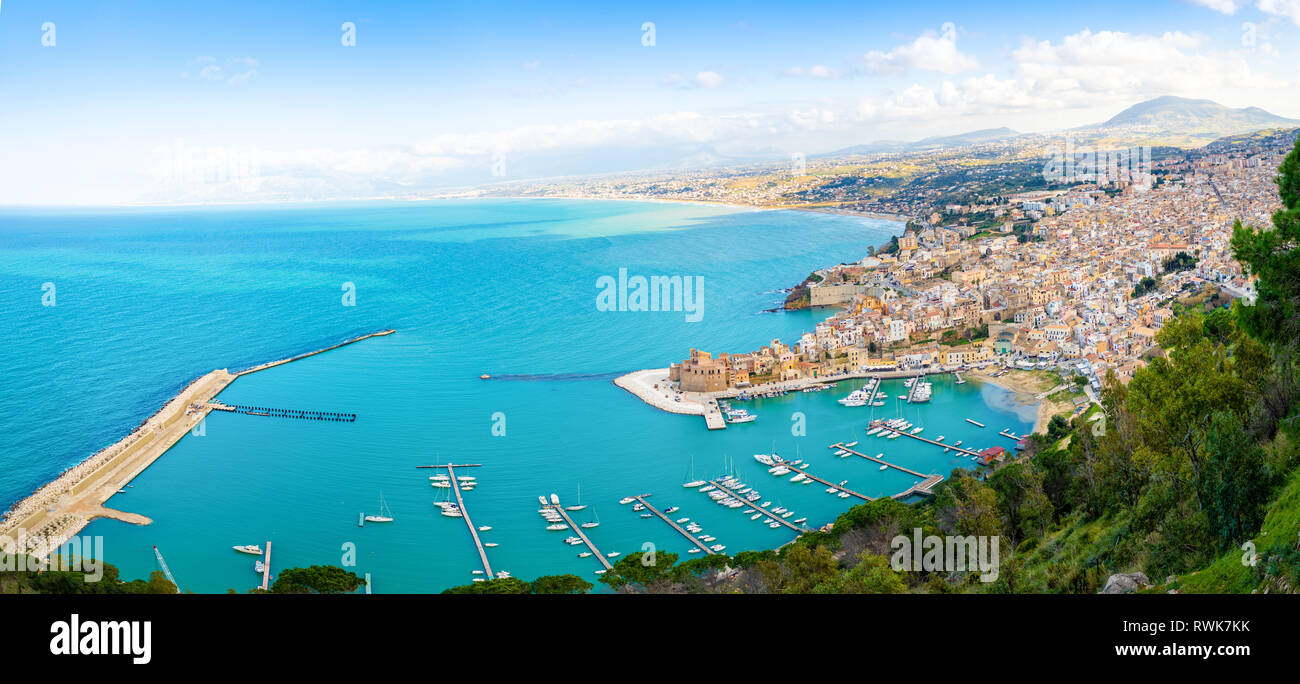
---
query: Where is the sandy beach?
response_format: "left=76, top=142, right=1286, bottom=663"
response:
left=965, top=368, right=1077, bottom=433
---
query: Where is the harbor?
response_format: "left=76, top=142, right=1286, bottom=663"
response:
left=420, top=463, right=494, bottom=578
left=631, top=494, right=717, bottom=555
left=705, top=479, right=808, bottom=532
left=1, top=329, right=397, bottom=559
left=542, top=496, right=613, bottom=572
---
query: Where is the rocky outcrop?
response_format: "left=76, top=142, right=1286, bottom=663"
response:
left=1100, top=572, right=1150, bottom=594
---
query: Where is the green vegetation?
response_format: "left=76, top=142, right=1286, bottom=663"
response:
left=1162, top=251, right=1197, bottom=273
left=269, top=565, right=364, bottom=594
left=442, top=573, right=594, bottom=595
left=1, top=554, right=177, bottom=594
left=1132, top=275, right=1161, bottom=298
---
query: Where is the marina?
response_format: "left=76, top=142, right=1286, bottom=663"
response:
left=542, top=496, right=613, bottom=571
left=418, top=463, right=493, bottom=577
left=705, top=479, right=808, bottom=532
left=631, top=494, right=717, bottom=555
left=859, top=423, right=985, bottom=459
left=768, top=457, right=874, bottom=501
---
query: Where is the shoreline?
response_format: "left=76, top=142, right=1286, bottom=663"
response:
left=0, top=329, right=395, bottom=558
left=964, top=368, right=1075, bottom=433
left=614, top=365, right=1067, bottom=435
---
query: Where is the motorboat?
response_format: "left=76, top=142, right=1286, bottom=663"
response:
left=233, top=545, right=263, bottom=555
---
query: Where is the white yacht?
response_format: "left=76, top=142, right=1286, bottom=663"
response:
left=364, top=491, right=394, bottom=523
left=233, top=545, right=263, bottom=555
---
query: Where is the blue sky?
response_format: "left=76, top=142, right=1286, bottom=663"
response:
left=1, top=0, right=1298, bottom=204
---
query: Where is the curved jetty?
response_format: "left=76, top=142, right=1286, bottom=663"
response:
left=0, top=329, right=395, bottom=558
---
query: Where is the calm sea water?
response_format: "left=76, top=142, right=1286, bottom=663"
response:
left=0, top=199, right=1033, bottom=592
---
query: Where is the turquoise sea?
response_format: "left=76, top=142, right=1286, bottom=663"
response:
left=0, top=199, right=1034, bottom=592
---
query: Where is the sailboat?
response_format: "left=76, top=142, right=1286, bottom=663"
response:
left=683, top=454, right=706, bottom=488
left=365, top=491, right=394, bottom=522
left=581, top=508, right=600, bottom=529
left=565, top=482, right=587, bottom=511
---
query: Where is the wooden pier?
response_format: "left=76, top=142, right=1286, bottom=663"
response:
left=545, top=498, right=613, bottom=571
left=965, top=418, right=985, bottom=427
left=261, top=541, right=272, bottom=591
left=892, top=474, right=945, bottom=499
left=866, top=425, right=986, bottom=459
left=999, top=429, right=1024, bottom=441
left=831, top=439, right=944, bottom=477
left=706, top=479, right=808, bottom=532
left=419, top=463, right=492, bottom=577
left=632, top=495, right=717, bottom=554
left=771, top=458, right=874, bottom=501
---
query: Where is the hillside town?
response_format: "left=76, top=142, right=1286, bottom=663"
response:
left=668, top=133, right=1291, bottom=397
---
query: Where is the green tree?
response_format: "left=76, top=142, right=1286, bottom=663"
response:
left=529, top=574, right=593, bottom=595
left=270, top=565, right=363, bottom=594
left=1232, top=136, right=1300, bottom=344
left=812, top=554, right=906, bottom=594
left=599, top=551, right=679, bottom=593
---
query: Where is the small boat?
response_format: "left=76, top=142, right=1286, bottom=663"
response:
left=607, top=551, right=620, bottom=558
left=688, top=548, right=701, bottom=554
left=579, top=552, right=592, bottom=558
left=640, top=513, right=652, bottom=518
left=838, top=492, right=851, bottom=498
left=550, top=494, right=560, bottom=505
left=879, top=465, right=888, bottom=471
left=479, top=374, right=490, bottom=380
left=254, top=560, right=266, bottom=574
left=431, top=481, right=451, bottom=488
left=750, top=513, right=762, bottom=520
left=546, top=524, right=568, bottom=531
left=365, top=491, right=394, bottom=523
left=472, top=570, right=484, bottom=575
left=936, top=436, right=945, bottom=442
left=581, top=509, right=601, bottom=528
left=619, top=497, right=634, bottom=505
left=478, top=525, right=492, bottom=531
left=116, top=489, right=126, bottom=494
left=676, top=517, right=690, bottom=523
left=538, top=495, right=548, bottom=506
left=845, top=441, right=858, bottom=447
left=761, top=501, right=771, bottom=508
left=793, top=517, right=807, bottom=524
left=233, top=545, right=263, bottom=555
left=594, top=570, right=606, bottom=575
left=484, top=542, right=499, bottom=547
left=825, top=487, right=837, bottom=494
left=664, top=506, right=680, bottom=514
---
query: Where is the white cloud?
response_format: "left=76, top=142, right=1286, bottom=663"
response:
left=1184, top=0, right=1247, bottom=13
left=1257, top=0, right=1300, bottom=25
left=863, top=31, right=978, bottom=75
left=694, top=71, right=725, bottom=88
left=783, top=65, right=842, bottom=78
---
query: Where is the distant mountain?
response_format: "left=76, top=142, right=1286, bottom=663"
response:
left=1089, top=96, right=1299, bottom=134
left=820, top=127, right=1020, bottom=158
left=911, top=127, right=1021, bottom=149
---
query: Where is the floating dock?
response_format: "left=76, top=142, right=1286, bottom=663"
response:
left=965, top=418, right=985, bottom=427
left=545, top=497, right=613, bottom=571
left=706, top=479, right=808, bottom=532
left=419, top=463, right=492, bottom=577
left=772, top=458, right=873, bottom=501
left=261, top=541, right=272, bottom=591
left=999, top=429, right=1023, bottom=441
left=632, top=494, right=717, bottom=554
left=831, top=439, right=945, bottom=477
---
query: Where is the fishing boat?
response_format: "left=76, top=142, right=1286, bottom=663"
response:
left=233, top=545, right=263, bottom=555
left=364, top=491, right=394, bottom=523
